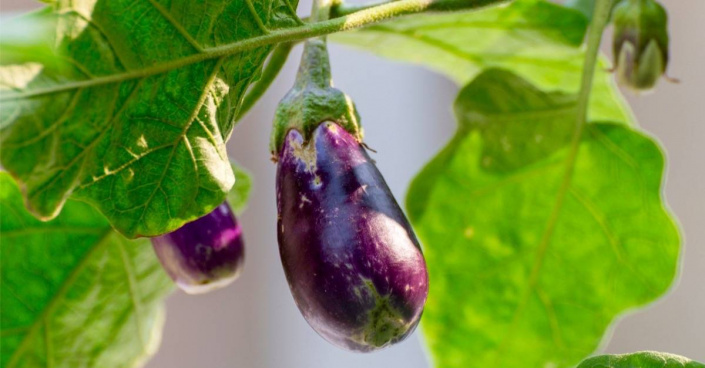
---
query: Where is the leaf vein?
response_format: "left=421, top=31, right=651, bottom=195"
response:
left=131, top=58, right=225, bottom=232
left=58, top=9, right=128, bottom=72
left=147, top=0, right=204, bottom=51
left=245, top=0, right=271, bottom=34
left=1, top=89, right=83, bottom=149
left=569, top=188, right=658, bottom=293
left=28, top=78, right=135, bottom=201
left=5, top=230, right=114, bottom=368
left=115, top=238, right=146, bottom=350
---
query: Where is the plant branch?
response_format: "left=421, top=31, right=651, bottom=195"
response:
left=0, top=0, right=501, bottom=101
left=331, top=0, right=507, bottom=17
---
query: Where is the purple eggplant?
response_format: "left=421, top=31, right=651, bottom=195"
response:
left=276, top=121, right=429, bottom=352
left=151, top=202, right=244, bottom=294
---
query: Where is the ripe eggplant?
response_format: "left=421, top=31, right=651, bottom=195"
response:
left=276, top=121, right=429, bottom=352
left=151, top=202, right=244, bottom=294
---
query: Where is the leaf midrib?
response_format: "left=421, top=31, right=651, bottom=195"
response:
left=0, top=0, right=446, bottom=102
left=5, top=228, right=113, bottom=368
left=491, top=1, right=614, bottom=362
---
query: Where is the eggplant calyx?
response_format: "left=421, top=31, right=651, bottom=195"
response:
left=271, top=40, right=361, bottom=156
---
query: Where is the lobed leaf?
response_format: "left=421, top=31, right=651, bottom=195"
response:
left=406, top=70, right=680, bottom=368
left=0, top=172, right=173, bottom=368
left=577, top=351, right=705, bottom=368
left=0, top=0, right=299, bottom=237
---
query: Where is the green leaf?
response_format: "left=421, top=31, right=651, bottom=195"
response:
left=406, top=70, right=680, bottom=368
left=332, top=0, right=632, bottom=124
left=452, top=68, right=577, bottom=173
left=577, top=351, right=705, bottom=368
left=0, top=172, right=173, bottom=368
left=227, top=160, right=253, bottom=215
left=0, top=0, right=300, bottom=237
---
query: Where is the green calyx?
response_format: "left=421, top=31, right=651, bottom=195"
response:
left=271, top=0, right=361, bottom=156
left=611, top=0, right=669, bottom=90
left=271, top=39, right=361, bottom=155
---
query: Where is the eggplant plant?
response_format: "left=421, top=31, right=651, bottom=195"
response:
left=0, top=0, right=703, bottom=367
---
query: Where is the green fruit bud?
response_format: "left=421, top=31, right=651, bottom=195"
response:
left=612, top=0, right=669, bottom=91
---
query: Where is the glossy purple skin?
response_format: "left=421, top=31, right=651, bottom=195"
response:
left=276, top=122, right=429, bottom=352
left=151, top=202, right=244, bottom=294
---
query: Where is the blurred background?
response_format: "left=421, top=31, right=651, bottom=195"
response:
left=1, top=0, right=703, bottom=367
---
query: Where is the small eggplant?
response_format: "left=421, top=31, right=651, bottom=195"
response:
left=151, top=202, right=244, bottom=294
left=276, top=122, right=429, bottom=352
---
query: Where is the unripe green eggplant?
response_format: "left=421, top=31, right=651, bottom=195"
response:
left=612, top=0, right=670, bottom=91
left=276, top=122, right=429, bottom=352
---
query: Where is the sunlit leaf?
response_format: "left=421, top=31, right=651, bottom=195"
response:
left=406, top=70, right=680, bottom=368
left=0, top=172, right=173, bottom=368
left=0, top=0, right=299, bottom=237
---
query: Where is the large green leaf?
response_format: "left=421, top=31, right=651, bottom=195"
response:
left=0, top=172, right=173, bottom=368
left=0, top=0, right=299, bottom=237
left=332, top=0, right=632, bottom=124
left=577, top=352, right=705, bottom=368
left=406, top=70, right=680, bottom=368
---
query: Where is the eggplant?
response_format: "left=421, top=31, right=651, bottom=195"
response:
left=276, top=121, right=429, bottom=352
left=151, top=202, right=244, bottom=294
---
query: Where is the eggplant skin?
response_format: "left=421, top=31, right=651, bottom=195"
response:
left=276, top=122, right=429, bottom=352
left=151, top=202, right=244, bottom=294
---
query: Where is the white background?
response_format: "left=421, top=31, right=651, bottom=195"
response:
left=1, top=0, right=703, bottom=367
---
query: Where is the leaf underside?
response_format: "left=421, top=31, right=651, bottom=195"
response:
left=408, top=70, right=680, bottom=368
left=0, top=0, right=299, bottom=238
left=0, top=172, right=174, bottom=368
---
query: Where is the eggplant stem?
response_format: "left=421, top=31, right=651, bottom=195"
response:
left=293, top=0, right=336, bottom=90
